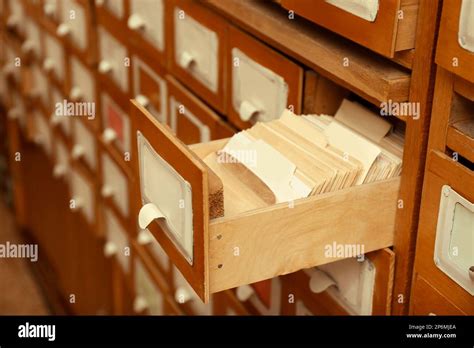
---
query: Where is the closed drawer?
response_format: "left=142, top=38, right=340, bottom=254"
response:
left=43, top=32, right=68, bottom=88
left=411, top=275, right=466, bottom=315
left=132, top=56, right=168, bottom=124
left=168, top=0, right=227, bottom=113
left=281, top=248, right=395, bottom=315
left=130, top=102, right=400, bottom=302
left=103, top=205, right=131, bottom=274
left=41, top=0, right=61, bottom=24
left=97, top=26, right=130, bottom=95
left=5, top=0, right=26, bottom=36
left=412, top=150, right=474, bottom=314
left=52, top=129, right=70, bottom=181
left=23, top=18, right=42, bottom=61
left=30, top=64, right=50, bottom=109
left=280, top=0, right=419, bottom=58
left=234, top=278, right=282, bottom=315
left=57, top=0, right=95, bottom=63
left=127, top=0, right=166, bottom=66
left=70, top=55, right=96, bottom=104
left=167, top=76, right=235, bottom=145
left=227, top=25, right=303, bottom=130
left=132, top=241, right=171, bottom=315
left=100, top=148, right=132, bottom=220
left=69, top=162, right=97, bottom=228
left=32, top=110, right=53, bottom=158
left=100, top=91, right=131, bottom=159
left=436, top=0, right=474, bottom=83
left=50, top=86, right=72, bottom=138
left=136, top=228, right=172, bottom=282
left=171, top=265, right=212, bottom=315
left=71, top=119, right=98, bottom=173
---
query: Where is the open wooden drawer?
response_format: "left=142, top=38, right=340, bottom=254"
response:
left=130, top=102, right=400, bottom=302
left=279, top=0, right=419, bottom=58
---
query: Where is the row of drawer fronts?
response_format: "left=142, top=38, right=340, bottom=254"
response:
left=281, top=248, right=394, bottom=315
left=131, top=102, right=400, bottom=302
left=436, top=0, right=474, bottom=84
left=413, top=151, right=473, bottom=310
left=280, top=0, right=419, bottom=58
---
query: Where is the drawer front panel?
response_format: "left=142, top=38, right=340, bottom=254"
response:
left=169, top=0, right=227, bottom=113
left=70, top=166, right=95, bottom=225
left=101, top=151, right=130, bottom=218
left=43, top=33, right=66, bottom=83
left=133, top=57, right=167, bottom=123
left=101, top=92, right=131, bottom=155
left=128, top=0, right=165, bottom=52
left=70, top=56, right=96, bottom=103
left=72, top=120, right=97, bottom=171
left=104, top=206, right=130, bottom=273
left=98, top=27, right=129, bottom=93
left=437, top=0, right=474, bottom=83
left=227, top=25, right=303, bottom=130
left=59, top=0, right=88, bottom=51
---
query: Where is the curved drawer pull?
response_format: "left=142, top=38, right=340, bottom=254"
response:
left=71, top=144, right=85, bottom=159
left=137, top=229, right=153, bottom=245
left=239, top=100, right=260, bottom=122
left=56, top=23, right=71, bottom=37
left=103, top=241, right=118, bottom=257
left=138, top=203, right=166, bottom=230
left=309, top=268, right=337, bottom=294
left=135, top=94, right=150, bottom=108
left=133, top=296, right=149, bottom=313
left=53, top=164, right=66, bottom=178
left=43, top=58, right=55, bottom=72
left=69, top=86, right=83, bottom=101
left=102, top=128, right=117, bottom=144
left=175, top=286, right=192, bottom=304
left=43, top=3, right=55, bottom=16
left=21, top=40, right=35, bottom=54
left=101, top=185, right=114, bottom=198
left=179, top=51, right=195, bottom=69
left=236, top=284, right=254, bottom=302
left=98, top=60, right=113, bottom=74
left=128, top=14, right=146, bottom=31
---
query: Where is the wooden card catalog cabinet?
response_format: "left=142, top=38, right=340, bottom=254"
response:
left=131, top=102, right=400, bottom=302
left=128, top=0, right=166, bottom=66
left=169, top=0, right=227, bottom=113
left=132, top=56, right=168, bottom=124
left=280, top=0, right=419, bottom=58
left=437, top=0, right=474, bottom=83
left=227, top=26, right=303, bottom=130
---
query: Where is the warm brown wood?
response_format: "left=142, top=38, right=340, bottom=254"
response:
left=226, top=24, right=303, bottom=130
left=454, top=75, right=474, bottom=102
left=281, top=0, right=418, bottom=58
left=411, top=150, right=474, bottom=315
left=166, top=76, right=235, bottom=144
left=446, top=122, right=474, bottom=163
left=130, top=101, right=213, bottom=302
left=410, top=276, right=466, bottom=315
left=303, top=70, right=349, bottom=115
left=203, top=0, right=411, bottom=106
left=390, top=0, right=442, bottom=315
left=208, top=178, right=400, bottom=293
left=213, top=290, right=251, bottom=315
left=167, top=0, right=228, bottom=114
left=436, top=0, right=474, bottom=84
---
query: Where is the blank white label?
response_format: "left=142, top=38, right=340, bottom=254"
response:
left=459, top=0, right=474, bottom=52
left=325, top=0, right=379, bottom=22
